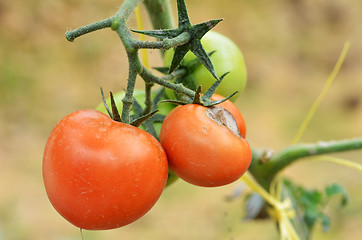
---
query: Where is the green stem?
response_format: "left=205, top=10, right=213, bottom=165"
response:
left=143, top=0, right=175, bottom=30
left=269, top=137, right=362, bottom=174
left=132, top=31, right=191, bottom=49
left=115, top=0, right=143, bottom=20
left=250, top=138, right=362, bottom=188
left=122, top=51, right=140, bottom=123
left=143, top=82, right=154, bottom=115
left=65, top=0, right=196, bottom=122
left=139, top=66, right=195, bottom=98
left=143, top=0, right=175, bottom=56
left=65, top=18, right=113, bottom=42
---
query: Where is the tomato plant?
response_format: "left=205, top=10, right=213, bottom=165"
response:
left=51, top=0, right=362, bottom=238
left=163, top=31, right=247, bottom=101
left=160, top=104, right=252, bottom=187
left=43, top=109, right=168, bottom=230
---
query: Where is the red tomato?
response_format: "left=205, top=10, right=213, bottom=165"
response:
left=43, top=109, right=168, bottom=230
left=210, top=94, right=247, bottom=138
left=160, top=104, right=252, bottom=187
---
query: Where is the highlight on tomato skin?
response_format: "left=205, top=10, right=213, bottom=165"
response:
left=159, top=104, right=252, bottom=187
left=42, top=109, right=169, bottom=230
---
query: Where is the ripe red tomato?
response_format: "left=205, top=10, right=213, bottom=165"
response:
left=43, top=109, right=168, bottom=230
left=210, top=94, right=246, bottom=138
left=160, top=104, right=252, bottom=187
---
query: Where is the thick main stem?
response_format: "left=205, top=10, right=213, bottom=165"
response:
left=249, top=138, right=362, bottom=188
left=267, top=137, right=362, bottom=175
left=143, top=0, right=175, bottom=30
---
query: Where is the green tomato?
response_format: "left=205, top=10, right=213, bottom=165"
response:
left=96, top=89, right=175, bottom=137
left=164, top=31, right=247, bottom=101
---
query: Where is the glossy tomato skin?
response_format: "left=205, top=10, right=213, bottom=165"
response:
left=164, top=31, right=247, bottom=101
left=160, top=104, right=252, bottom=187
left=43, top=109, right=168, bottom=230
left=211, top=94, right=246, bottom=138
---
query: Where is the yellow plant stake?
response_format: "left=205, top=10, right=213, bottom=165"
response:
left=135, top=6, right=150, bottom=69
left=311, top=155, right=362, bottom=173
left=243, top=42, right=352, bottom=239
left=291, top=41, right=350, bottom=144
left=275, top=41, right=351, bottom=200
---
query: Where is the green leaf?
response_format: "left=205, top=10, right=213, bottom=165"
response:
left=304, top=208, right=319, bottom=229
left=325, top=183, right=349, bottom=207
left=282, top=182, right=311, bottom=240
left=283, top=178, right=341, bottom=233
left=320, top=213, right=331, bottom=232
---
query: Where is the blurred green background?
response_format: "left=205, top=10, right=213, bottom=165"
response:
left=0, top=0, right=361, bottom=239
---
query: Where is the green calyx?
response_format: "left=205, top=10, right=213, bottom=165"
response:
left=161, top=72, right=238, bottom=107
left=100, top=87, right=166, bottom=139
left=132, top=0, right=222, bottom=80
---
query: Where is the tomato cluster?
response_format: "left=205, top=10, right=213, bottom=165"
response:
left=43, top=31, right=251, bottom=230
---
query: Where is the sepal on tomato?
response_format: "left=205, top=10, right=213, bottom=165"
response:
left=160, top=73, right=238, bottom=108
left=132, top=0, right=222, bottom=80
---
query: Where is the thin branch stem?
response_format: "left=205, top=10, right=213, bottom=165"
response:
left=139, top=66, right=195, bottom=98
left=65, top=18, right=113, bottom=42
left=132, top=32, right=191, bottom=49
left=143, top=82, right=154, bottom=114
left=121, top=51, right=140, bottom=123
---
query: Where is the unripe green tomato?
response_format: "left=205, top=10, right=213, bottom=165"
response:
left=96, top=89, right=175, bottom=137
left=164, top=31, right=247, bottom=102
